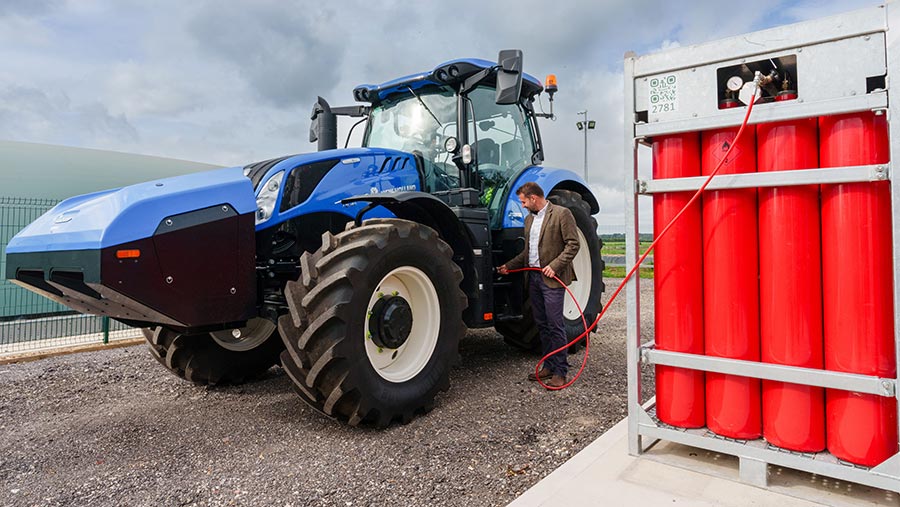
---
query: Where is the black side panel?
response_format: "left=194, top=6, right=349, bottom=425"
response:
left=453, top=207, right=493, bottom=328
left=154, top=204, right=238, bottom=234
left=491, top=227, right=527, bottom=321
left=105, top=210, right=257, bottom=327
left=279, top=160, right=339, bottom=212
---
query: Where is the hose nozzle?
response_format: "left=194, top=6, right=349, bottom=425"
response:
left=754, top=70, right=780, bottom=88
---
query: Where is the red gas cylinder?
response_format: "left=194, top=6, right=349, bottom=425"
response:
left=820, top=112, right=897, bottom=467
left=653, top=132, right=705, bottom=428
left=702, top=117, right=761, bottom=439
left=757, top=107, right=825, bottom=452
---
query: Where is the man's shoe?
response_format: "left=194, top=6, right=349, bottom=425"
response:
left=546, top=375, right=566, bottom=389
left=528, top=367, right=552, bottom=381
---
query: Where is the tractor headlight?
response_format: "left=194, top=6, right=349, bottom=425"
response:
left=255, top=170, right=284, bottom=224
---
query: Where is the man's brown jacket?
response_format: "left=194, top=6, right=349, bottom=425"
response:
left=505, top=202, right=580, bottom=289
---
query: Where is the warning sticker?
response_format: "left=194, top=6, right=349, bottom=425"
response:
left=649, top=74, right=678, bottom=114
left=710, top=139, right=742, bottom=166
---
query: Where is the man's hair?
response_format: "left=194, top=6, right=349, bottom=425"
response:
left=515, top=182, right=545, bottom=198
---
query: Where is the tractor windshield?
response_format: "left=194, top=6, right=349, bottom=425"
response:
left=364, top=86, right=460, bottom=191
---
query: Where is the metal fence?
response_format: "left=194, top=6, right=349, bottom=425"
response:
left=599, top=228, right=653, bottom=269
left=0, top=197, right=140, bottom=357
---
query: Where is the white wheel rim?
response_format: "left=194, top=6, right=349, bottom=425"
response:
left=564, top=229, right=592, bottom=320
left=210, top=317, right=275, bottom=352
left=365, top=266, right=440, bottom=383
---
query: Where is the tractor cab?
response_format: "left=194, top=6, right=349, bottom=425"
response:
left=312, top=51, right=553, bottom=226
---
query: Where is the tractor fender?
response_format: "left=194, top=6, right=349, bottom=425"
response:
left=343, top=192, right=476, bottom=257
left=501, top=166, right=599, bottom=229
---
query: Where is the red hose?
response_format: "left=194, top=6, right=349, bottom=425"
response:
left=508, top=90, right=759, bottom=391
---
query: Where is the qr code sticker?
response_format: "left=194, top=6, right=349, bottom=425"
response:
left=649, top=74, right=678, bottom=114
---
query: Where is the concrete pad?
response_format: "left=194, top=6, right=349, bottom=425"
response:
left=509, top=418, right=900, bottom=506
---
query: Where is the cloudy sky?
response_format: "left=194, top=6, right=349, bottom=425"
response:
left=0, top=0, right=881, bottom=230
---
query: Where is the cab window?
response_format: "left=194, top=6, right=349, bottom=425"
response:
left=467, top=86, right=536, bottom=214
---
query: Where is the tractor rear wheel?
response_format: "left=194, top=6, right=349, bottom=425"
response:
left=142, top=318, right=284, bottom=385
left=496, top=189, right=605, bottom=352
left=279, top=218, right=466, bottom=427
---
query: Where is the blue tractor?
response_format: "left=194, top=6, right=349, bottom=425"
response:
left=6, top=51, right=604, bottom=426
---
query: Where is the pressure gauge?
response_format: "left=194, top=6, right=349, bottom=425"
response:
left=726, top=76, right=744, bottom=92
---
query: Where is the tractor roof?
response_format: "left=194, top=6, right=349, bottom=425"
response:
left=352, top=58, right=543, bottom=104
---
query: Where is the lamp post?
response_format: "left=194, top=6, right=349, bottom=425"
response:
left=575, top=110, right=596, bottom=181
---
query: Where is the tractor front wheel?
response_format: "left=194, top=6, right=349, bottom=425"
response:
left=279, top=218, right=467, bottom=427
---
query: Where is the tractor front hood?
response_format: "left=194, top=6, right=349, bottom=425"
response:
left=5, top=167, right=259, bottom=330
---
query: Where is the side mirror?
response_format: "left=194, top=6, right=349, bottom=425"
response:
left=495, top=49, right=523, bottom=105
left=309, top=96, right=337, bottom=151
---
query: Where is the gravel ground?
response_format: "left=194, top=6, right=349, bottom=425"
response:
left=0, top=278, right=654, bottom=507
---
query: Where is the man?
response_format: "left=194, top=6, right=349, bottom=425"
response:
left=498, top=182, right=580, bottom=389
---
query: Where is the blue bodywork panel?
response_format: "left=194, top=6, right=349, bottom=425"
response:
left=7, top=167, right=257, bottom=253
left=253, top=147, right=419, bottom=230
left=501, top=166, right=592, bottom=229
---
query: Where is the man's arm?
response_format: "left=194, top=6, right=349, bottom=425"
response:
left=499, top=216, right=531, bottom=273
left=548, top=208, right=580, bottom=275
left=505, top=249, right=527, bottom=271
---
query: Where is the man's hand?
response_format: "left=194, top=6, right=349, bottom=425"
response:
left=497, top=265, right=509, bottom=275
left=542, top=265, right=556, bottom=278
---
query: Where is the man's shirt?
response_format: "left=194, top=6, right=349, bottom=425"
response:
left=528, top=202, right=548, bottom=268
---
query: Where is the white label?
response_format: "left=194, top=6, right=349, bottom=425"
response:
left=649, top=74, right=678, bottom=114
left=738, top=82, right=760, bottom=107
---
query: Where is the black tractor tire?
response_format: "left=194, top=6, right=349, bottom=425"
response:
left=141, top=323, right=284, bottom=385
left=279, top=218, right=467, bottom=427
left=496, top=189, right=605, bottom=352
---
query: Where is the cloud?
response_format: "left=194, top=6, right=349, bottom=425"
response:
left=0, top=0, right=62, bottom=17
left=188, top=0, right=345, bottom=108
left=777, top=0, right=882, bottom=23
left=104, top=61, right=204, bottom=117
left=0, top=10, right=53, bottom=46
left=0, top=84, right=139, bottom=147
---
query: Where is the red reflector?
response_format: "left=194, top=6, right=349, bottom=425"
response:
left=116, top=249, right=141, bottom=259
left=483, top=313, right=493, bottom=321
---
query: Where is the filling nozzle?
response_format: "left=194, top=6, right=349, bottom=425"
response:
left=754, top=69, right=781, bottom=93
left=753, top=70, right=775, bottom=88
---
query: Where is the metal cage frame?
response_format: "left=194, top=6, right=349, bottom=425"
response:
left=623, top=3, right=900, bottom=492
